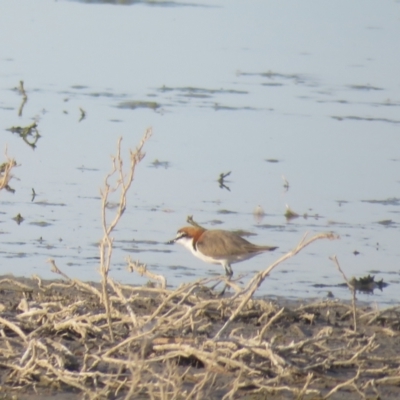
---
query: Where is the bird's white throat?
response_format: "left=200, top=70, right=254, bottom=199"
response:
left=176, top=236, right=196, bottom=253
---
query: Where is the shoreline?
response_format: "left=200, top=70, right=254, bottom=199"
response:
left=0, top=274, right=398, bottom=399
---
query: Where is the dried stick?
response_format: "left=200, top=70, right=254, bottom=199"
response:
left=0, top=148, right=16, bottom=191
left=99, top=128, right=152, bottom=342
left=257, top=307, right=285, bottom=344
left=107, top=278, right=138, bottom=327
left=332, top=334, right=376, bottom=367
left=363, top=304, right=400, bottom=325
left=127, top=257, right=166, bottom=289
left=186, top=215, right=204, bottom=229
left=0, top=278, right=33, bottom=292
left=214, top=232, right=338, bottom=338
left=323, top=367, right=361, bottom=399
left=297, top=373, right=313, bottom=400
left=0, top=316, right=27, bottom=342
left=0, top=272, right=399, bottom=398
left=330, top=255, right=357, bottom=332
left=18, top=80, right=28, bottom=117
left=46, top=258, right=71, bottom=281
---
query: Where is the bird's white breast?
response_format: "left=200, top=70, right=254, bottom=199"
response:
left=177, top=237, right=220, bottom=265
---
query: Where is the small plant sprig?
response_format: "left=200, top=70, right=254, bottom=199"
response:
left=99, top=128, right=152, bottom=341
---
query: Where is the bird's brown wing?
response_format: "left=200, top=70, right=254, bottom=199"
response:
left=196, top=230, right=276, bottom=259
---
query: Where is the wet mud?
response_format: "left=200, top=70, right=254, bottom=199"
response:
left=0, top=275, right=399, bottom=399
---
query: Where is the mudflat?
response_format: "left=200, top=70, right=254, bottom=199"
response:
left=0, top=274, right=399, bottom=399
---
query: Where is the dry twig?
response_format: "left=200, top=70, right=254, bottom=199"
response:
left=214, top=232, right=339, bottom=338
left=330, top=255, right=357, bottom=332
left=0, top=148, right=16, bottom=191
left=99, top=128, right=152, bottom=341
left=0, top=273, right=398, bottom=399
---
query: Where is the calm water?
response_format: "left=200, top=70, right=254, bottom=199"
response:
left=0, top=0, right=400, bottom=306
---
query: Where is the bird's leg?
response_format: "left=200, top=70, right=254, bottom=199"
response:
left=210, top=263, right=232, bottom=295
left=224, top=264, right=233, bottom=278
left=217, top=263, right=233, bottom=297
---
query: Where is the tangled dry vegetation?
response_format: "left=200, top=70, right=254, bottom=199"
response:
left=1, top=131, right=400, bottom=400
left=1, top=271, right=400, bottom=400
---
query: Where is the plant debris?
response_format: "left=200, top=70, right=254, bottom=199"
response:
left=1, top=131, right=397, bottom=399
left=0, top=274, right=399, bottom=399
left=349, top=274, right=388, bottom=293
left=7, top=122, right=41, bottom=149
left=217, top=171, right=231, bottom=191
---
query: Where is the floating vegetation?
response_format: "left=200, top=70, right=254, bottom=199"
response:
left=11, top=80, right=29, bottom=116
left=258, top=223, right=284, bottom=230
left=117, top=100, right=160, bottom=110
left=149, top=159, right=171, bottom=169
left=261, top=82, right=284, bottom=87
left=158, top=86, right=248, bottom=96
left=377, top=219, right=396, bottom=226
left=282, top=174, right=289, bottom=190
left=238, top=70, right=311, bottom=85
left=260, top=71, right=305, bottom=81
left=216, top=209, right=237, bottom=214
left=347, top=84, right=384, bottom=91
left=217, top=171, right=231, bottom=191
left=332, top=115, right=400, bottom=124
left=362, top=197, right=400, bottom=206
left=77, top=165, right=99, bottom=172
left=70, top=84, right=89, bottom=90
left=336, top=199, right=349, bottom=206
left=16, top=80, right=28, bottom=116
left=155, top=85, right=253, bottom=111
left=315, top=274, right=387, bottom=294
left=326, top=98, right=400, bottom=108
left=29, top=221, right=52, bottom=227
left=284, top=205, right=321, bottom=221
left=86, top=90, right=120, bottom=98
left=226, top=103, right=257, bottom=111
left=78, top=107, right=86, bottom=122
left=12, top=213, right=24, bottom=225
left=213, top=103, right=258, bottom=111
left=7, top=122, right=41, bottom=149
left=3, top=185, right=15, bottom=193
left=33, top=201, right=66, bottom=207
left=284, top=204, right=299, bottom=220
left=349, top=274, right=387, bottom=293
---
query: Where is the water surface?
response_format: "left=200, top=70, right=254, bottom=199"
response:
left=1, top=0, right=400, bottom=306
